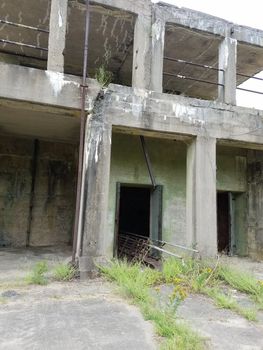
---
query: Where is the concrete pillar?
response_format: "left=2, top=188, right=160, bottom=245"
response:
left=132, top=14, right=152, bottom=90
left=247, top=150, right=263, bottom=260
left=186, top=137, right=217, bottom=257
left=47, top=0, right=68, bottom=73
left=78, top=92, right=112, bottom=278
left=151, top=17, right=166, bottom=93
left=218, top=36, right=237, bottom=105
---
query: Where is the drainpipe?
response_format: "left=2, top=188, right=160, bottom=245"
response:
left=72, top=0, right=91, bottom=262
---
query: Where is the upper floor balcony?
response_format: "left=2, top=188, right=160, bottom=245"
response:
left=1, top=0, right=263, bottom=110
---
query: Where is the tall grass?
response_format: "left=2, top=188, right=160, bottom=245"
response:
left=100, top=259, right=205, bottom=350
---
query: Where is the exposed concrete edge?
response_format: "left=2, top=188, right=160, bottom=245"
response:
left=0, top=63, right=101, bottom=110
left=105, top=85, right=263, bottom=147
left=155, top=3, right=263, bottom=47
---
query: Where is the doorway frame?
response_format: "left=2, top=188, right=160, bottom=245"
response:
left=114, top=182, right=163, bottom=257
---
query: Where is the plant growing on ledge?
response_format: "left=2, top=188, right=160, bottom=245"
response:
left=95, top=65, right=113, bottom=87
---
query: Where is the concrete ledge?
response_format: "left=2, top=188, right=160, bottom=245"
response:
left=156, top=3, right=263, bottom=47
left=0, top=63, right=101, bottom=110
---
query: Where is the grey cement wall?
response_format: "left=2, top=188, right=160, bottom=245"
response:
left=0, top=135, right=77, bottom=248
left=106, top=133, right=249, bottom=257
left=248, top=150, right=263, bottom=260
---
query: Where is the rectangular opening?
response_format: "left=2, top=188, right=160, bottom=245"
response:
left=119, top=186, right=151, bottom=238
left=217, top=192, right=231, bottom=253
left=114, top=184, right=162, bottom=260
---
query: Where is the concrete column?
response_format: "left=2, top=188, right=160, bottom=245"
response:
left=78, top=92, right=112, bottom=278
left=186, top=136, right=217, bottom=257
left=132, top=14, right=152, bottom=90
left=247, top=150, right=263, bottom=260
left=151, top=17, right=166, bottom=93
left=47, top=0, right=68, bottom=73
left=218, top=36, right=237, bottom=105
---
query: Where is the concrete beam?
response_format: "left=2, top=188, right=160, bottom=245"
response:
left=186, top=137, right=217, bottom=257
left=48, top=0, right=68, bottom=73
left=107, top=85, right=263, bottom=147
left=0, top=63, right=100, bottom=110
left=151, top=15, right=166, bottom=92
left=156, top=3, right=263, bottom=48
left=91, top=0, right=151, bottom=16
left=218, top=37, right=237, bottom=105
left=132, top=14, right=152, bottom=90
left=78, top=92, right=112, bottom=277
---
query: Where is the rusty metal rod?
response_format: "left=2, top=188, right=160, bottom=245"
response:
left=163, top=71, right=224, bottom=87
left=72, top=0, right=91, bottom=262
left=140, top=136, right=156, bottom=188
left=0, top=19, right=49, bottom=33
left=149, top=245, right=183, bottom=259
left=237, top=87, right=263, bottom=95
left=237, top=72, right=263, bottom=81
left=0, top=38, right=48, bottom=51
left=164, top=56, right=224, bottom=72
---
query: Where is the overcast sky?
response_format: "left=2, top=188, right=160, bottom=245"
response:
left=153, top=0, right=263, bottom=109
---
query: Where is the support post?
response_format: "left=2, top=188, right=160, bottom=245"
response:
left=218, top=36, right=237, bottom=105
left=151, top=13, right=165, bottom=93
left=78, top=93, right=112, bottom=278
left=48, top=0, right=68, bottom=72
left=132, top=14, right=152, bottom=90
left=247, top=150, right=263, bottom=260
left=186, top=137, right=217, bottom=257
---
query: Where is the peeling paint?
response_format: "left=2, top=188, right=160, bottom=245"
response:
left=45, top=71, right=79, bottom=97
left=94, top=134, right=102, bottom=163
left=152, top=19, right=165, bottom=46
left=58, top=9, right=63, bottom=28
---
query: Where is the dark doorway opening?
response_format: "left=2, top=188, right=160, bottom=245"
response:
left=217, top=192, right=230, bottom=253
left=119, top=186, right=151, bottom=238
left=115, top=184, right=162, bottom=260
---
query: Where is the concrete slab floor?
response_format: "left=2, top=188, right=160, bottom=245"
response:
left=177, top=294, right=263, bottom=350
left=0, top=280, right=156, bottom=350
left=0, top=248, right=157, bottom=350
left=0, top=246, right=72, bottom=282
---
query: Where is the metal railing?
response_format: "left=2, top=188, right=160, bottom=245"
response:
left=0, top=18, right=49, bottom=55
left=163, top=56, right=224, bottom=88
left=236, top=72, right=263, bottom=96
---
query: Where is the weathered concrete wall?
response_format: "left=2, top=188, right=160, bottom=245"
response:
left=29, top=141, right=77, bottom=246
left=0, top=136, right=77, bottom=247
left=106, top=135, right=249, bottom=257
left=247, top=150, right=263, bottom=260
left=0, top=136, right=32, bottom=247
left=107, top=133, right=187, bottom=256
left=217, top=146, right=247, bottom=192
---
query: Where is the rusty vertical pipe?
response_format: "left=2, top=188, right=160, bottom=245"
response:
left=72, top=0, right=90, bottom=262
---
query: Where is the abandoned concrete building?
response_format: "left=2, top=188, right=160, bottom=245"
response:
left=1, top=0, right=263, bottom=276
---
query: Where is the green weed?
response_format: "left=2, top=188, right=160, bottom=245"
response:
left=25, top=261, right=48, bottom=285
left=205, top=287, right=257, bottom=321
left=95, top=65, right=113, bottom=87
left=52, top=263, right=76, bottom=282
left=100, top=259, right=205, bottom=350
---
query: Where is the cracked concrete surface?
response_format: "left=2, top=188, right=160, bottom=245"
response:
left=0, top=279, right=157, bottom=350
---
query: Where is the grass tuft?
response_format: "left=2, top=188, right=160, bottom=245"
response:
left=52, top=263, right=76, bottom=282
left=100, top=259, right=205, bottom=349
left=25, top=261, right=48, bottom=285
left=205, top=287, right=257, bottom=321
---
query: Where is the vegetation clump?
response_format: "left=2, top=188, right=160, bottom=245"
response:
left=25, top=261, right=49, bottom=285
left=52, top=263, right=76, bottom=282
left=99, top=257, right=263, bottom=349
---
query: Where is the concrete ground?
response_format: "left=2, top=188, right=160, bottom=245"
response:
left=177, top=294, right=263, bottom=350
left=0, top=248, right=156, bottom=350
left=1, top=248, right=263, bottom=350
